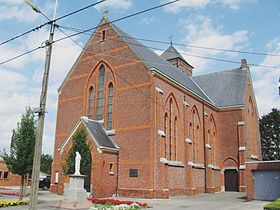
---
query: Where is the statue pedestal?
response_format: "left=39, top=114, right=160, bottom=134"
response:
left=55, top=174, right=91, bottom=209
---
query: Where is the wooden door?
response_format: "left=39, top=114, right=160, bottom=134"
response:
left=225, top=169, right=238, bottom=191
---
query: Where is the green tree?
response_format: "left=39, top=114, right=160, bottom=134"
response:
left=63, top=128, right=91, bottom=175
left=2, top=107, right=36, bottom=200
left=40, top=154, right=53, bottom=174
left=259, top=108, right=280, bottom=160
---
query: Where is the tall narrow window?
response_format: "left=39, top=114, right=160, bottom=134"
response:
left=192, top=110, right=196, bottom=162
left=164, top=113, right=168, bottom=158
left=96, top=66, right=105, bottom=120
left=107, top=83, right=114, bottom=130
left=174, top=117, right=177, bottom=161
left=102, top=30, right=106, bottom=41
left=169, top=99, right=173, bottom=160
left=88, top=87, right=94, bottom=118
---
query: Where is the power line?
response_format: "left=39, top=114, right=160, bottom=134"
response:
left=0, top=0, right=179, bottom=66
left=59, top=25, right=280, bottom=58
left=0, top=46, right=43, bottom=65
left=0, top=0, right=106, bottom=47
left=52, top=0, right=180, bottom=44
left=56, top=27, right=280, bottom=70
left=55, top=0, right=106, bottom=22
left=0, top=23, right=48, bottom=47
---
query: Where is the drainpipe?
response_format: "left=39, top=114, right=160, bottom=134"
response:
left=116, top=152, right=120, bottom=196
left=202, top=100, right=207, bottom=192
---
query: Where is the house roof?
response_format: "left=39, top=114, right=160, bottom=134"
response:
left=110, top=23, right=213, bottom=104
left=59, top=116, right=119, bottom=154
left=160, top=45, right=193, bottom=68
left=192, top=68, right=248, bottom=107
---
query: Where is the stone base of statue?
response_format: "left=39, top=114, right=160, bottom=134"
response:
left=55, top=174, right=91, bottom=209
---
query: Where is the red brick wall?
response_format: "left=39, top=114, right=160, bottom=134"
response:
left=51, top=18, right=261, bottom=198
left=0, top=161, right=29, bottom=187
left=51, top=20, right=153, bottom=197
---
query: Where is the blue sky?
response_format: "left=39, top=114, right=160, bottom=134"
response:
left=0, top=0, right=279, bottom=155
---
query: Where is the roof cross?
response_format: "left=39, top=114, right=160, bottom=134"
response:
left=103, top=9, right=108, bottom=20
left=169, top=35, right=173, bottom=46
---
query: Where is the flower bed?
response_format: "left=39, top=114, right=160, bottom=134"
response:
left=88, top=198, right=148, bottom=210
left=0, top=200, right=28, bottom=208
left=0, top=189, right=28, bottom=196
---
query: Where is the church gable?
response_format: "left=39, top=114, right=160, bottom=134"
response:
left=59, top=116, right=119, bottom=154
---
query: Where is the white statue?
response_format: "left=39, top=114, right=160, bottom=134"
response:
left=75, top=151, right=81, bottom=175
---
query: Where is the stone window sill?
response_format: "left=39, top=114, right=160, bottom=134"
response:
left=160, top=158, right=184, bottom=167
left=188, top=161, right=205, bottom=169
left=208, top=164, right=220, bottom=170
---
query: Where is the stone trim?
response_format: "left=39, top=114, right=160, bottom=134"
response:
left=186, top=138, right=192, bottom=144
left=208, top=164, right=220, bottom=170
left=158, top=130, right=166, bottom=137
left=250, top=154, right=258, bottom=160
left=160, top=158, right=184, bottom=167
left=106, top=129, right=116, bottom=136
left=183, top=101, right=189, bottom=107
left=188, top=161, right=204, bottom=169
left=155, top=87, right=164, bottom=94
left=238, top=121, right=245, bottom=126
left=239, top=165, right=246, bottom=170
left=246, top=160, right=280, bottom=164
left=239, top=146, right=246, bottom=151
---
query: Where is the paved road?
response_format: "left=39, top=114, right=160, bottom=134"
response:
left=0, top=191, right=269, bottom=210
left=125, top=192, right=269, bottom=210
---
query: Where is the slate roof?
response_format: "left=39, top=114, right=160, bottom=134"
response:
left=192, top=68, right=248, bottom=107
left=59, top=117, right=118, bottom=153
left=110, top=23, right=213, bottom=104
left=81, top=117, right=118, bottom=150
left=160, top=45, right=193, bottom=68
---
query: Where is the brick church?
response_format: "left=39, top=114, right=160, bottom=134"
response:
left=50, top=15, right=261, bottom=198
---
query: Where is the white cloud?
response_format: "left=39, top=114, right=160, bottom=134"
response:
left=162, top=0, right=210, bottom=13
left=178, top=15, right=248, bottom=73
left=95, top=0, right=132, bottom=12
left=0, top=25, right=82, bottom=155
left=161, top=0, right=251, bottom=13
left=251, top=38, right=280, bottom=115
left=142, top=16, right=162, bottom=25
left=0, top=4, right=38, bottom=23
left=0, top=0, right=24, bottom=4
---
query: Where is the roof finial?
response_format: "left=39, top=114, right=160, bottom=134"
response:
left=169, top=35, right=173, bottom=46
left=103, top=9, right=108, bottom=20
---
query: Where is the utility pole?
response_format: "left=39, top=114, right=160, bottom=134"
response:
left=26, top=1, right=57, bottom=209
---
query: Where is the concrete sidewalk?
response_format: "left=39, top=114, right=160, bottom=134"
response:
left=0, top=191, right=270, bottom=210
left=0, top=190, right=63, bottom=210
left=120, top=192, right=269, bottom=210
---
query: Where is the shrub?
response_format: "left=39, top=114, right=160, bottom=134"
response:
left=264, top=198, right=280, bottom=210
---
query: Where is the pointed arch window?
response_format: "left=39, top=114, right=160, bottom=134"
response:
left=164, top=113, right=168, bottom=158
left=88, top=86, right=94, bottom=118
left=174, top=117, right=177, bottom=161
left=169, top=99, right=173, bottom=160
left=107, top=83, right=114, bottom=130
left=96, top=65, right=105, bottom=120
